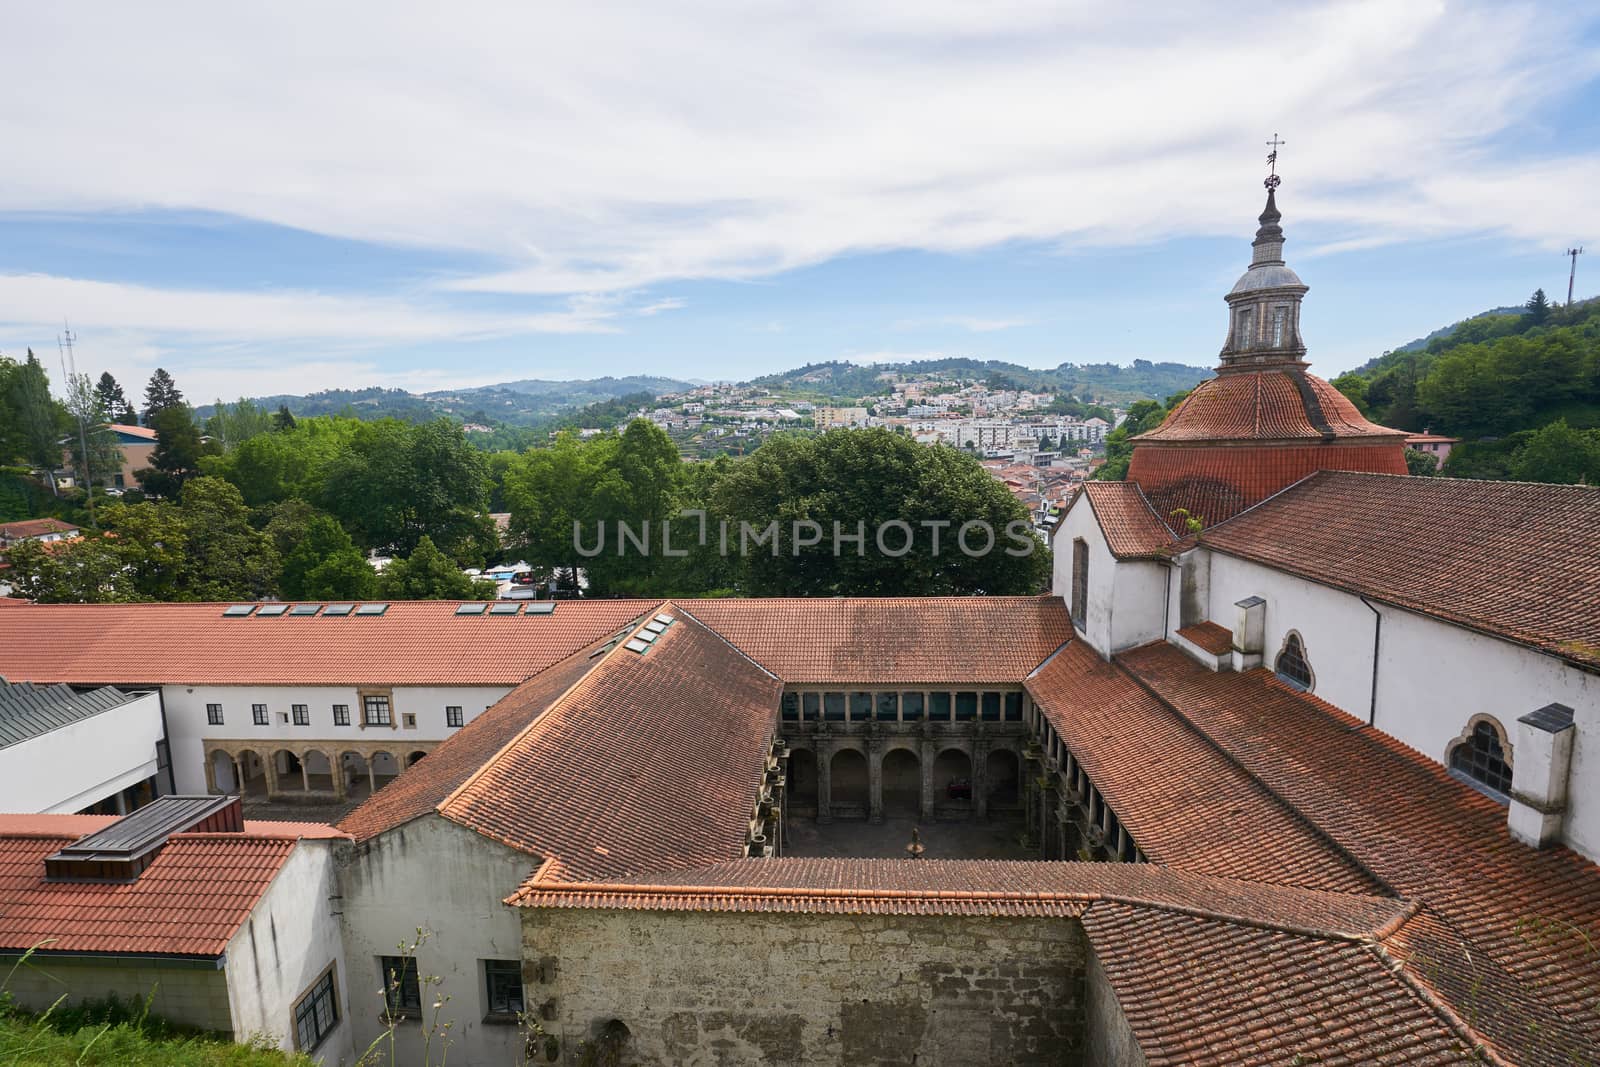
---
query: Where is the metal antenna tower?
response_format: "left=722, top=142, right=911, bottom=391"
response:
left=1567, top=246, right=1584, bottom=306
left=57, top=323, right=98, bottom=528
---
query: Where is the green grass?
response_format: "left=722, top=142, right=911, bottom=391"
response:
left=0, top=995, right=313, bottom=1067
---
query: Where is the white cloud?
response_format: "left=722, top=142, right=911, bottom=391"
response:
left=896, top=315, right=1031, bottom=333
left=0, top=0, right=1594, bottom=304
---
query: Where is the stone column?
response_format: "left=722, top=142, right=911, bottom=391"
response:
left=972, top=741, right=990, bottom=820
left=332, top=755, right=347, bottom=801
left=816, top=742, right=833, bottom=824
left=367, top=753, right=377, bottom=795
left=919, top=739, right=937, bottom=819
left=867, top=740, right=885, bottom=824
left=231, top=755, right=243, bottom=796
left=203, top=752, right=218, bottom=794
left=263, top=754, right=280, bottom=800
left=300, top=753, right=310, bottom=793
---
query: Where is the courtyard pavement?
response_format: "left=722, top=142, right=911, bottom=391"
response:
left=783, top=814, right=1034, bottom=861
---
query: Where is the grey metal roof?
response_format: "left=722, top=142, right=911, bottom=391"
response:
left=0, top=681, right=143, bottom=750
left=1228, top=263, right=1306, bottom=295
left=1519, top=703, right=1575, bottom=733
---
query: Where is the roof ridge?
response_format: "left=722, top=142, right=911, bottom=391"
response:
left=436, top=603, right=664, bottom=825
left=1362, top=934, right=1511, bottom=1066
left=1111, top=644, right=1396, bottom=898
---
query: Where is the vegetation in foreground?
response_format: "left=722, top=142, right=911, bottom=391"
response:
left=0, top=992, right=310, bottom=1067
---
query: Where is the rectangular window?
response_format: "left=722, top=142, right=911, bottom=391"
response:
left=293, top=965, right=340, bottom=1052
left=292, top=704, right=309, bottom=726
left=252, top=703, right=268, bottom=726
left=876, top=691, right=898, bottom=722
left=206, top=703, right=224, bottom=726
left=1272, top=306, right=1286, bottom=347
left=846, top=691, right=869, bottom=722
left=929, top=692, right=952, bottom=721
left=483, top=959, right=524, bottom=1017
left=780, top=693, right=799, bottom=722
left=980, top=692, right=1001, bottom=722
left=380, top=956, right=421, bottom=1016
left=403, top=712, right=417, bottom=729
left=822, top=692, right=845, bottom=722
left=955, top=692, right=977, bottom=722
left=1237, top=307, right=1254, bottom=348
left=1071, top=538, right=1089, bottom=628
left=332, top=704, right=350, bottom=726
left=446, top=706, right=464, bottom=728
left=363, top=695, right=392, bottom=726
left=900, top=692, right=924, bottom=722
left=1004, top=692, right=1023, bottom=722
left=801, top=693, right=820, bottom=721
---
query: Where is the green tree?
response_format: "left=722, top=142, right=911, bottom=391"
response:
left=5, top=351, right=66, bottom=468
left=204, top=416, right=360, bottom=507
left=377, top=535, right=493, bottom=600
left=3, top=531, right=133, bottom=602
left=279, top=513, right=376, bottom=599
left=1508, top=420, right=1600, bottom=485
left=1331, top=371, right=1370, bottom=416
left=1404, top=448, right=1440, bottom=477
left=94, top=372, right=138, bottom=424
left=137, top=405, right=212, bottom=499
left=1525, top=288, right=1551, bottom=328
left=204, top=398, right=273, bottom=451
left=141, top=367, right=184, bottom=425
left=711, top=427, right=1049, bottom=596
left=1094, top=393, right=1186, bottom=481
left=504, top=431, right=609, bottom=586
left=272, top=403, right=298, bottom=431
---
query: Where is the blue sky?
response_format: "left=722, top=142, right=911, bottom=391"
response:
left=2, top=2, right=1598, bottom=402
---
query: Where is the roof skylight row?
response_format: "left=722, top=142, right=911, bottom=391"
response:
left=221, top=603, right=390, bottom=618
left=625, top=612, right=676, bottom=653
left=454, top=601, right=560, bottom=616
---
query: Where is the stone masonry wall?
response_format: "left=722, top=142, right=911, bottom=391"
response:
left=522, top=909, right=1086, bottom=1066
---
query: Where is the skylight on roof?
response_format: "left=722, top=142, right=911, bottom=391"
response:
left=654, top=613, right=675, bottom=625
left=636, top=629, right=658, bottom=643
left=288, top=603, right=322, bottom=616
left=354, top=603, right=388, bottom=616
left=323, top=604, right=354, bottom=616
left=222, top=605, right=255, bottom=617
left=257, top=604, right=289, bottom=616
left=644, top=620, right=667, bottom=634
left=488, top=602, right=521, bottom=615
left=456, top=603, right=488, bottom=615
left=526, top=602, right=556, bottom=615
left=624, top=638, right=650, bottom=654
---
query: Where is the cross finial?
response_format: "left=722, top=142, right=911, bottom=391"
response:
left=1265, top=133, right=1286, bottom=190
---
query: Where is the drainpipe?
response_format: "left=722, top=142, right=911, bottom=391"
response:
left=1359, top=597, right=1381, bottom=727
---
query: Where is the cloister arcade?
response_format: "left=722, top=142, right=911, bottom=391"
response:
left=205, top=741, right=436, bottom=803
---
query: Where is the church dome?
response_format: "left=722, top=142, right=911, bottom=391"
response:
left=1126, top=182, right=1408, bottom=528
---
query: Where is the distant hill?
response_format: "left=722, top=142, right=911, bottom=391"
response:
left=1356, top=306, right=1526, bottom=374
left=753, top=357, right=1210, bottom=405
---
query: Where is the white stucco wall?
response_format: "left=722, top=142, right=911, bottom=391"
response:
left=1203, top=549, right=1600, bottom=861
left=0, top=954, right=231, bottom=1032
left=1051, top=498, right=1170, bottom=658
left=226, top=839, right=354, bottom=1065
left=162, top=684, right=511, bottom=793
left=0, top=691, right=165, bottom=813
left=336, top=815, right=536, bottom=1067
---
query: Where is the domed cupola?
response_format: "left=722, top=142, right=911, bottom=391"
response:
left=1126, top=163, right=1409, bottom=528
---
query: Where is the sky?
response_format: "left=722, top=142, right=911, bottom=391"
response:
left=2, top=1, right=1599, bottom=403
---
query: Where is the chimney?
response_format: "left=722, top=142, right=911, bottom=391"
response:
left=1507, top=704, right=1575, bottom=849
left=1231, top=597, right=1265, bottom=670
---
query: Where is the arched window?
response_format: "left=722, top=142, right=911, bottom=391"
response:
left=1449, top=720, right=1513, bottom=797
left=1274, top=632, right=1313, bottom=691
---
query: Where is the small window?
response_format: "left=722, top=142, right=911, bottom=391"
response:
left=780, top=693, right=799, bottom=722
left=332, top=704, right=350, bottom=726
left=929, top=692, right=952, bottom=721
left=1274, top=633, right=1313, bottom=691
left=293, top=965, right=340, bottom=1052
left=363, top=695, right=393, bottom=726
left=446, top=706, right=464, bottom=728
left=1450, top=721, right=1514, bottom=797
left=955, top=692, right=977, bottom=722
left=206, top=703, right=224, bottom=726
left=1071, top=538, right=1089, bottom=628
left=403, top=713, right=417, bottom=729
left=980, top=692, right=1001, bottom=722
left=849, top=692, right=872, bottom=722
left=380, top=956, right=421, bottom=1017
left=483, top=959, right=524, bottom=1017
left=1272, top=306, right=1287, bottom=347
left=900, top=692, right=924, bottom=722
left=292, top=704, right=309, bottom=726
left=876, top=692, right=898, bottom=722
left=252, top=704, right=269, bottom=726
left=1004, top=692, right=1023, bottom=722
left=1237, top=307, right=1254, bottom=348
left=823, top=692, right=845, bottom=722
left=801, top=693, right=820, bottom=721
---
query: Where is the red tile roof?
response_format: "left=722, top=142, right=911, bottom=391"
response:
left=1134, top=369, right=1405, bottom=444
left=0, top=818, right=342, bottom=957
left=678, top=596, right=1072, bottom=684
left=1078, top=483, right=1176, bottom=559
left=337, top=635, right=619, bottom=842
left=1201, top=471, right=1600, bottom=670
left=1026, top=641, right=1379, bottom=893
left=438, top=609, right=781, bottom=880
left=0, top=519, right=79, bottom=542
left=0, top=599, right=655, bottom=686
left=109, top=423, right=157, bottom=440
left=1175, top=621, right=1233, bottom=656
left=1118, top=641, right=1600, bottom=1064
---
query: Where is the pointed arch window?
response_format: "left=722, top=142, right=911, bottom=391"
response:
left=1449, top=720, right=1513, bottom=798
left=1274, top=632, right=1313, bottom=691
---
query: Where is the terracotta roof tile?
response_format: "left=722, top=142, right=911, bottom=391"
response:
left=678, top=596, right=1072, bottom=684
left=438, top=608, right=781, bottom=880
left=0, top=826, right=318, bottom=957
left=1079, top=482, right=1177, bottom=558
left=1201, top=471, right=1600, bottom=670
left=1176, top=621, right=1233, bottom=656
left=1026, top=641, right=1379, bottom=894
left=1134, top=370, right=1405, bottom=444
left=0, top=519, right=79, bottom=541
left=0, top=599, right=655, bottom=686
left=1118, top=641, right=1600, bottom=1064
left=337, top=634, right=622, bottom=842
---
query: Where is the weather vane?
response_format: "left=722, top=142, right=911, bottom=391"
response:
left=1265, top=133, right=1285, bottom=190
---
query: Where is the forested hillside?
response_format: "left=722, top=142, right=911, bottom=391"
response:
left=1331, top=291, right=1600, bottom=483
left=753, top=357, right=1209, bottom=405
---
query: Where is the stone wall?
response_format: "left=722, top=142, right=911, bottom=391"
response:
left=1084, top=952, right=1147, bottom=1067
left=522, top=908, right=1087, bottom=1066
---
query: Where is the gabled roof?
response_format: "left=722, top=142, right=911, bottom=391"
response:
left=0, top=599, right=656, bottom=687
left=337, top=634, right=620, bottom=843
left=1200, top=471, right=1600, bottom=670
left=108, top=423, right=157, bottom=441
left=1076, top=482, right=1177, bottom=559
left=437, top=608, right=781, bottom=881
left=678, top=596, right=1072, bottom=685
left=0, top=682, right=145, bottom=750
left=0, top=519, right=79, bottom=542
left=1118, top=641, right=1600, bottom=1065
left=0, top=818, right=346, bottom=957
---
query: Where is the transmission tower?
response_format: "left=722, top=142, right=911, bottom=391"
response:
left=57, top=324, right=98, bottom=528
left=1567, top=246, right=1584, bottom=306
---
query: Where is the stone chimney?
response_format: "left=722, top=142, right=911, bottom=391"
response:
left=1230, top=597, right=1265, bottom=671
left=1507, top=703, right=1575, bottom=849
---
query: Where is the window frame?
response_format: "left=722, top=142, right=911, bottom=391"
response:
left=252, top=703, right=269, bottom=726
left=332, top=704, right=350, bottom=726
left=446, top=706, right=464, bottom=728
left=482, top=958, right=524, bottom=1020
left=206, top=703, right=224, bottom=726
left=379, top=955, right=421, bottom=1018
left=1447, top=717, right=1514, bottom=800
left=1273, top=631, right=1314, bottom=692
left=292, top=962, right=340, bottom=1052
left=291, top=704, right=310, bottom=726
left=362, top=692, right=394, bottom=728
left=1070, top=538, right=1089, bottom=628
